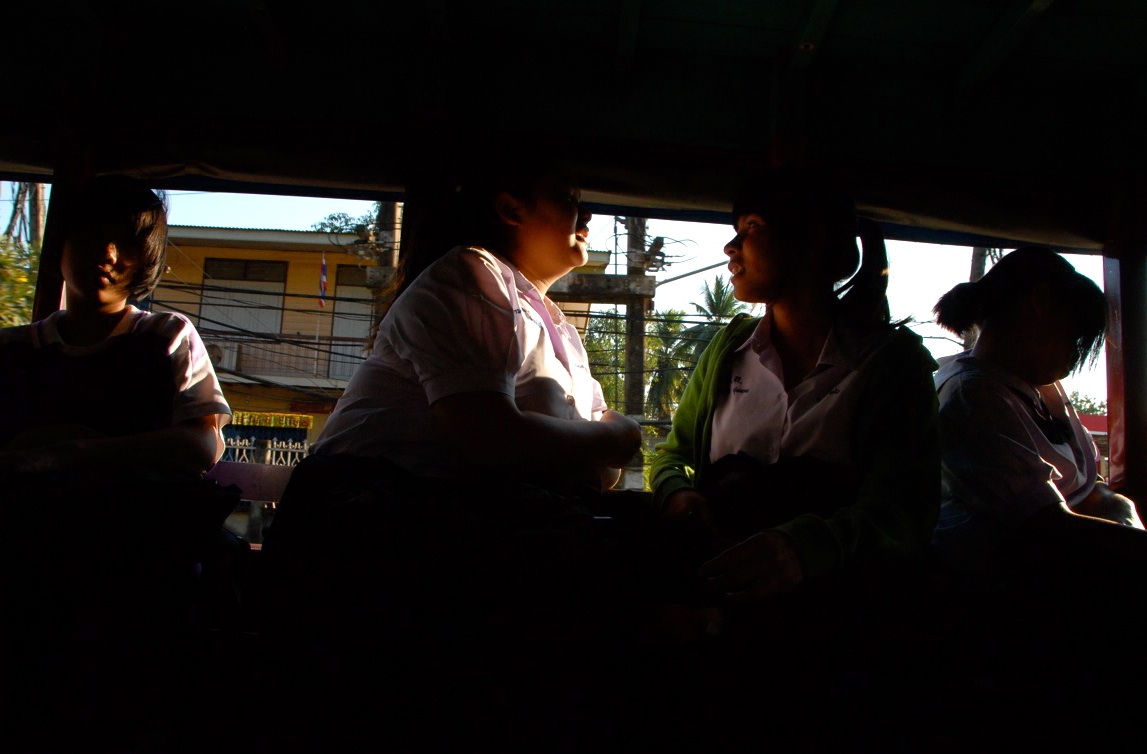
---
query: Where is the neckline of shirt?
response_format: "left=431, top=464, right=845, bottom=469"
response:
left=741, top=308, right=865, bottom=372
left=38, top=305, right=144, bottom=353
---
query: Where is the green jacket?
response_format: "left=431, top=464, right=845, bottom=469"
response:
left=650, top=313, right=941, bottom=582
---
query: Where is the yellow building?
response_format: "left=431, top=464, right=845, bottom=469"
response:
left=154, top=225, right=611, bottom=447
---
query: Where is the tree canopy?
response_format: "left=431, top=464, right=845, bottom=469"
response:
left=311, top=205, right=381, bottom=234
left=584, top=275, right=746, bottom=422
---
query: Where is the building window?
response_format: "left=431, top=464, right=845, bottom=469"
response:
left=199, top=259, right=288, bottom=335
left=329, top=265, right=374, bottom=380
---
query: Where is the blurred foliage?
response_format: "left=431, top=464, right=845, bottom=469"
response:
left=0, top=238, right=38, bottom=327
left=311, top=204, right=381, bottom=234
left=1069, top=391, right=1107, bottom=416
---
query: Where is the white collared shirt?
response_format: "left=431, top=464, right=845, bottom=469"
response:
left=314, top=246, right=606, bottom=474
left=935, top=353, right=1098, bottom=525
left=0, top=306, right=232, bottom=454
left=709, top=311, right=883, bottom=468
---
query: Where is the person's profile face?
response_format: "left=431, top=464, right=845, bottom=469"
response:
left=507, top=177, right=592, bottom=279
left=724, top=212, right=790, bottom=304
left=1028, top=308, right=1084, bottom=385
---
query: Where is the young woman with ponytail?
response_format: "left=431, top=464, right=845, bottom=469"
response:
left=649, top=168, right=940, bottom=605
left=932, top=246, right=1144, bottom=588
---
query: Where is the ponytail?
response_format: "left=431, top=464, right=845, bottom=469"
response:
left=933, top=281, right=982, bottom=336
left=836, top=217, right=891, bottom=329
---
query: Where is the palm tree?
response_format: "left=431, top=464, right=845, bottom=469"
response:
left=680, top=275, right=748, bottom=365
left=644, top=277, right=748, bottom=420
left=583, top=307, right=625, bottom=407
left=645, top=310, right=690, bottom=420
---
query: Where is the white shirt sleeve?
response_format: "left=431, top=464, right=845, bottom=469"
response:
left=387, top=248, right=521, bottom=405
left=590, top=378, right=608, bottom=420
left=135, top=311, right=232, bottom=429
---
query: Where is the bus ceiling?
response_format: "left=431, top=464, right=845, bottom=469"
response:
left=3, top=0, right=1147, bottom=253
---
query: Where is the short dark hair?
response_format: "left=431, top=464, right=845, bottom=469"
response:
left=394, top=142, right=576, bottom=296
left=933, top=246, right=1106, bottom=371
left=64, top=175, right=169, bottom=300
left=454, top=144, right=577, bottom=252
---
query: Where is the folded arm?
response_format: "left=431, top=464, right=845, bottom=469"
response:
left=432, top=391, right=641, bottom=478
left=1, top=414, right=225, bottom=479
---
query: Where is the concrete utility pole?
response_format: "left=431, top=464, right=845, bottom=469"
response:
left=625, top=216, right=648, bottom=416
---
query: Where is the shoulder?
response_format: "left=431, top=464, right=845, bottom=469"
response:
left=876, top=326, right=937, bottom=368
left=130, top=308, right=201, bottom=344
left=935, top=355, right=1006, bottom=401
left=405, top=246, right=517, bottom=306
left=127, top=310, right=216, bottom=367
left=424, top=246, right=511, bottom=285
left=0, top=322, right=35, bottom=348
left=849, top=325, right=938, bottom=382
left=0, top=311, right=61, bottom=349
left=712, top=314, right=761, bottom=350
left=691, top=314, right=760, bottom=373
left=936, top=363, right=1022, bottom=425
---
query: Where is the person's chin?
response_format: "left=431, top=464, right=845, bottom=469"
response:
left=729, top=279, right=758, bottom=304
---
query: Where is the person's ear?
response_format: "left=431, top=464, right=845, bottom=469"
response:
left=494, top=191, right=525, bottom=227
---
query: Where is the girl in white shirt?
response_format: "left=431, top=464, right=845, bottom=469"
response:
left=0, top=176, right=230, bottom=477
left=311, top=163, right=640, bottom=486
left=933, top=246, right=1145, bottom=585
left=262, top=153, right=662, bottom=754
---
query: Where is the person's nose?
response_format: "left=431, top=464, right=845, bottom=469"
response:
left=724, top=235, right=740, bottom=257
left=578, top=204, right=592, bottom=227
left=101, top=242, right=118, bottom=266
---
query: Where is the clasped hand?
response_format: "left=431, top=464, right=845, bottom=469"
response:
left=597, top=409, right=642, bottom=468
left=698, top=530, right=805, bottom=603
left=663, top=488, right=805, bottom=602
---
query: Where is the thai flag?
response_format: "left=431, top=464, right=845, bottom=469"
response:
left=319, top=253, right=328, bottom=308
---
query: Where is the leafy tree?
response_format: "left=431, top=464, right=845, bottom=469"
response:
left=586, top=278, right=746, bottom=421
left=645, top=309, right=690, bottom=420
left=583, top=308, right=625, bottom=408
left=312, top=204, right=381, bottom=234
left=0, top=237, right=38, bottom=327
left=587, top=307, right=701, bottom=420
left=1069, top=391, right=1107, bottom=416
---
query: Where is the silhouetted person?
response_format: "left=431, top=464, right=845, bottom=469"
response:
left=0, top=175, right=235, bottom=753
left=649, top=167, right=940, bottom=749
left=932, top=246, right=1147, bottom=748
